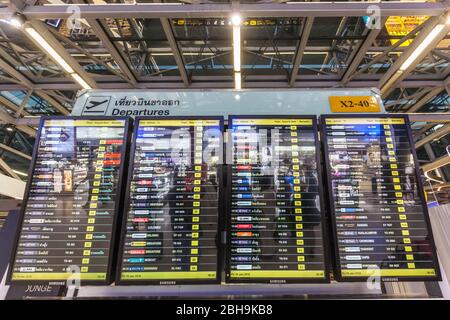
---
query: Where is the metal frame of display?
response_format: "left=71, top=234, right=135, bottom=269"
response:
left=6, top=116, right=132, bottom=286
left=319, top=113, right=442, bottom=282
left=225, top=115, right=331, bottom=284
left=115, top=116, right=225, bottom=285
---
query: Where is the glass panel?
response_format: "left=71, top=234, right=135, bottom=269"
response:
left=0, top=150, right=30, bottom=181
left=0, top=91, right=61, bottom=115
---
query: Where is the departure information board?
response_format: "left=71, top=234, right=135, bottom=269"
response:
left=8, top=117, right=130, bottom=284
left=226, top=116, right=329, bottom=283
left=117, top=117, right=223, bottom=284
left=320, top=115, right=441, bottom=281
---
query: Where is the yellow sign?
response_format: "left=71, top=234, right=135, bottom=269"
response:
left=385, top=16, right=429, bottom=47
left=329, top=96, right=381, bottom=113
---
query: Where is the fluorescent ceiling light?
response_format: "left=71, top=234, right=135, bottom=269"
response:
left=234, top=72, right=241, bottom=90
left=13, top=170, right=28, bottom=177
left=25, top=26, right=92, bottom=90
left=232, top=13, right=242, bottom=90
left=231, top=13, right=242, bottom=90
left=233, top=25, right=241, bottom=72
left=24, top=27, right=74, bottom=74
left=231, top=14, right=242, bottom=27
left=399, top=24, right=445, bottom=71
left=71, top=73, right=92, bottom=90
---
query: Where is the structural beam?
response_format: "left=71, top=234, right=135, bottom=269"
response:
left=407, top=113, right=450, bottom=123
left=379, top=15, right=450, bottom=98
left=341, top=19, right=386, bottom=85
left=422, top=155, right=450, bottom=175
left=289, top=17, right=314, bottom=86
left=0, top=163, right=21, bottom=184
left=15, top=116, right=40, bottom=127
left=0, top=78, right=447, bottom=91
left=0, top=107, right=36, bottom=137
left=72, top=0, right=137, bottom=86
left=25, top=20, right=98, bottom=90
left=35, top=90, right=70, bottom=115
left=406, top=87, right=444, bottom=113
left=159, top=18, right=190, bottom=87
left=14, top=89, right=32, bottom=117
left=415, top=124, right=450, bottom=149
left=90, top=20, right=137, bottom=86
left=0, top=96, right=30, bottom=116
left=3, top=2, right=447, bottom=19
left=0, top=47, right=70, bottom=115
left=0, top=143, right=32, bottom=160
left=0, top=54, right=34, bottom=88
left=379, top=16, right=440, bottom=93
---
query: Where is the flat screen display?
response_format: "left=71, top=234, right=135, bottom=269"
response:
left=117, top=117, right=223, bottom=284
left=8, top=117, right=130, bottom=284
left=320, top=115, right=441, bottom=281
left=226, top=116, right=329, bottom=283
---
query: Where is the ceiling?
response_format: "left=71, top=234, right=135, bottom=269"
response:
left=0, top=0, right=449, bottom=188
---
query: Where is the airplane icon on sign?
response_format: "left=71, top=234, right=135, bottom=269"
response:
left=82, top=97, right=110, bottom=114
left=85, top=99, right=108, bottom=110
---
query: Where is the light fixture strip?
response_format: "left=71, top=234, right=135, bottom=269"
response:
left=25, top=27, right=74, bottom=74
left=233, top=25, right=241, bottom=72
left=12, top=170, right=28, bottom=177
left=234, top=72, right=241, bottom=90
left=24, top=27, right=92, bottom=90
left=70, top=73, right=91, bottom=90
left=399, top=24, right=445, bottom=71
left=232, top=13, right=242, bottom=90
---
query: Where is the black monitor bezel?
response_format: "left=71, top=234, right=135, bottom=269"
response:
left=224, top=114, right=331, bottom=284
left=115, top=116, right=224, bottom=285
left=319, top=113, right=442, bottom=282
left=6, top=116, right=132, bottom=286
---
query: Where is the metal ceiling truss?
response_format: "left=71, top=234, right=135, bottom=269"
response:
left=1, top=2, right=447, bottom=20
left=0, top=2, right=448, bottom=94
left=0, top=0, right=448, bottom=187
left=379, top=16, right=450, bottom=98
left=289, top=16, right=314, bottom=86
